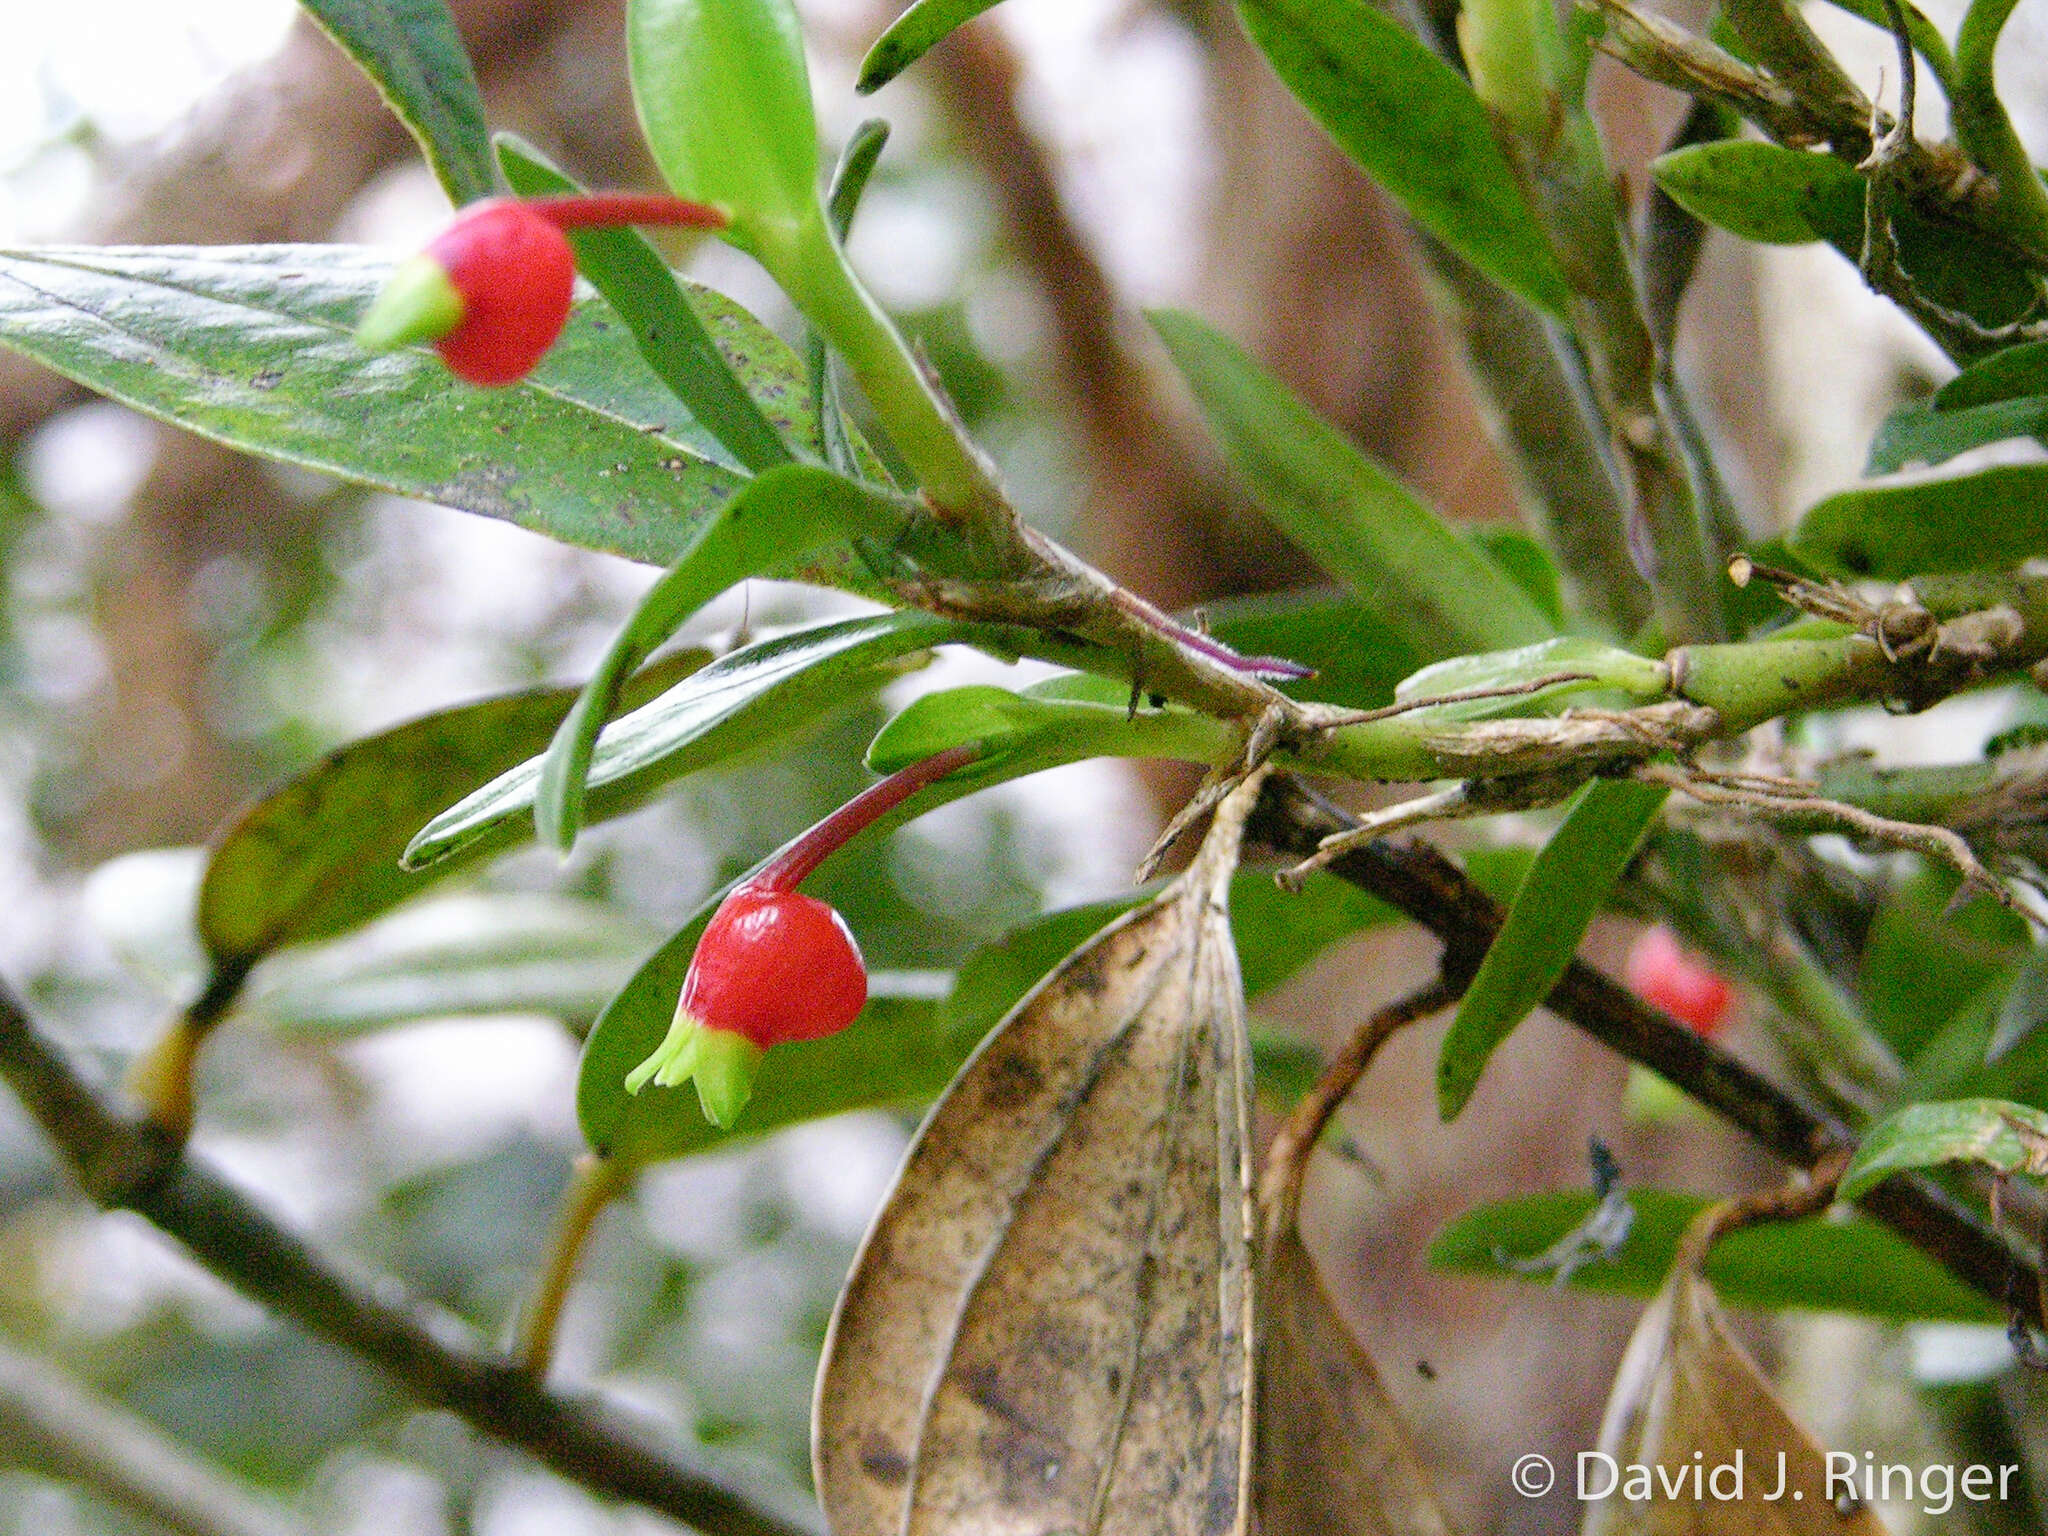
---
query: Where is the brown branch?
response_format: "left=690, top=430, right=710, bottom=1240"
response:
left=0, top=979, right=822, bottom=1536
left=1246, top=772, right=2046, bottom=1328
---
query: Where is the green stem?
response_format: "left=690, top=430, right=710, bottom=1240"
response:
left=516, top=1153, right=632, bottom=1374
left=1952, top=0, right=2048, bottom=262
left=773, top=212, right=1004, bottom=521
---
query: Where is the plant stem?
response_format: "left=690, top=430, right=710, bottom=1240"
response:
left=0, top=980, right=822, bottom=1536
left=1951, top=0, right=2048, bottom=263
left=517, top=1152, right=633, bottom=1375
left=775, top=215, right=1004, bottom=521
left=528, top=193, right=729, bottom=232
left=1245, top=775, right=2045, bottom=1327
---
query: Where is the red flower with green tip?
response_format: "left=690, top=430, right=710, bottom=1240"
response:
left=354, top=193, right=726, bottom=386
left=625, top=743, right=980, bottom=1126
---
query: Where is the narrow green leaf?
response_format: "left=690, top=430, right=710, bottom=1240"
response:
left=862, top=683, right=1230, bottom=779
left=1860, top=863, right=2028, bottom=1062
left=812, top=120, right=895, bottom=481
left=1469, top=525, right=1568, bottom=631
left=1840, top=1097, right=2048, bottom=1200
left=296, top=0, right=495, bottom=206
left=496, top=136, right=793, bottom=475
left=1649, top=141, right=1863, bottom=245
left=1936, top=338, right=2048, bottom=409
left=1200, top=590, right=1418, bottom=709
left=857, top=0, right=1006, bottom=92
left=1866, top=395, right=2048, bottom=473
left=1428, top=1188, right=1999, bottom=1323
left=1392, top=636, right=1669, bottom=721
left=1235, top=0, right=1571, bottom=318
left=199, top=653, right=705, bottom=976
left=242, top=893, right=664, bottom=1037
left=535, top=465, right=914, bottom=850
left=1149, top=308, right=1555, bottom=659
left=403, top=612, right=1091, bottom=870
left=0, top=245, right=840, bottom=571
left=1791, top=463, right=2048, bottom=577
left=1438, top=778, right=1668, bottom=1118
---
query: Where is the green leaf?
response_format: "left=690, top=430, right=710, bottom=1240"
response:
left=1392, top=636, right=1669, bottom=721
left=1428, top=1188, right=1999, bottom=1323
left=404, top=612, right=1072, bottom=870
left=1437, top=778, right=1668, bottom=1118
left=1791, top=463, right=2048, bottom=577
left=1235, top=0, right=1571, bottom=318
left=1866, top=395, right=2048, bottom=474
left=296, top=0, right=495, bottom=206
left=628, top=0, right=821, bottom=257
left=0, top=245, right=839, bottom=571
left=1839, top=1097, right=2048, bottom=1201
left=1148, top=308, right=1555, bottom=659
left=863, top=683, right=1230, bottom=779
left=1468, top=525, right=1569, bottom=631
left=496, top=135, right=793, bottom=475
left=1201, top=590, right=1418, bottom=709
left=535, top=465, right=914, bottom=850
left=198, top=652, right=706, bottom=977
left=856, top=0, right=1005, bottom=92
left=1649, top=141, right=1864, bottom=245
left=1861, top=862, right=2029, bottom=1061
left=242, top=893, right=664, bottom=1037
left=1935, top=338, right=2048, bottom=409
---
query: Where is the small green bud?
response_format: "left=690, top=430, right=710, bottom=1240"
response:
left=628, top=0, right=823, bottom=261
left=354, top=253, right=465, bottom=355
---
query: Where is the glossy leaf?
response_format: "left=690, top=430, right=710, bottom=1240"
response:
left=857, top=0, right=1005, bottom=92
left=814, top=781, right=1260, bottom=1536
left=297, top=0, right=495, bottom=206
left=1649, top=141, right=1863, bottom=245
left=1865, top=394, right=2048, bottom=473
left=1437, top=779, right=1668, bottom=1118
left=1392, top=636, right=1668, bottom=721
left=1150, top=308, right=1554, bottom=660
left=0, top=245, right=839, bottom=570
left=199, top=653, right=705, bottom=975
left=496, top=136, right=793, bottom=475
left=535, top=464, right=914, bottom=849
left=1791, top=463, right=2048, bottom=577
left=242, top=893, right=664, bottom=1036
left=628, top=0, right=821, bottom=256
left=405, top=612, right=1018, bottom=870
left=863, top=683, right=1229, bottom=779
left=1936, top=337, right=2048, bottom=408
left=1428, top=1187, right=1998, bottom=1323
left=1838, top=1097, right=2048, bottom=1200
left=1201, top=590, right=1418, bottom=709
left=1236, top=0, right=1571, bottom=318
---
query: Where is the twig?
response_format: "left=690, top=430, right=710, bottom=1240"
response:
left=0, top=1330, right=307, bottom=1536
left=1257, top=978, right=1459, bottom=1242
left=1245, top=773, right=2046, bottom=1327
left=0, top=979, right=823, bottom=1536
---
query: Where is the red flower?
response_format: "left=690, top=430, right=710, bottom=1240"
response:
left=1624, top=925, right=1734, bottom=1037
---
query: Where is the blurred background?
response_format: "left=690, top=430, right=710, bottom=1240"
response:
left=0, top=0, right=2041, bottom=1532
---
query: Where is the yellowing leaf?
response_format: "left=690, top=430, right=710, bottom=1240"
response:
left=1583, top=1207, right=1889, bottom=1535
left=1257, top=1229, right=1455, bottom=1536
left=814, top=776, right=1265, bottom=1536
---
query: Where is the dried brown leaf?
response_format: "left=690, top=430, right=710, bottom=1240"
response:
left=1257, top=1229, right=1456, bottom=1536
left=1583, top=1207, right=1890, bottom=1536
left=813, top=777, right=1263, bottom=1536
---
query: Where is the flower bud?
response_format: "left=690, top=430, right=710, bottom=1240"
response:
left=1623, top=925, right=1734, bottom=1037
left=624, top=885, right=867, bottom=1125
left=356, top=198, right=576, bottom=387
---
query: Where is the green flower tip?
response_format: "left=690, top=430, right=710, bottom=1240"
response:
left=623, top=1011, right=764, bottom=1129
left=354, top=253, right=464, bottom=354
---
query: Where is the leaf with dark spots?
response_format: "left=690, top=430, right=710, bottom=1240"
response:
left=815, top=776, right=1265, bottom=1536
